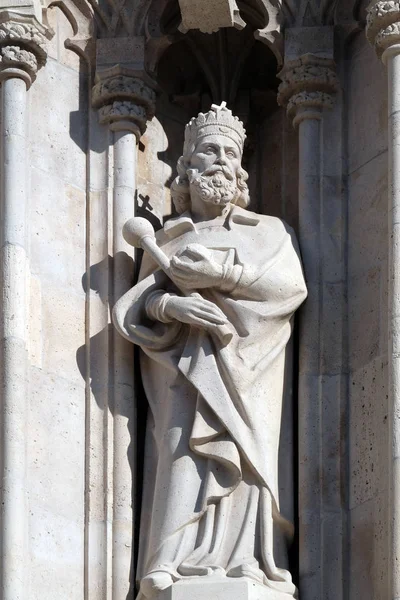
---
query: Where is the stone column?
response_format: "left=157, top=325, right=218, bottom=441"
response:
left=278, top=40, right=339, bottom=600
left=92, top=69, right=155, bottom=600
left=0, top=9, right=48, bottom=600
left=367, top=4, right=400, bottom=599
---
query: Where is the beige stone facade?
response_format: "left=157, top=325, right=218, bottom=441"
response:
left=0, top=1, right=393, bottom=599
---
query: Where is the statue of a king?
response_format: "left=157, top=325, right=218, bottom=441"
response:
left=113, top=102, right=307, bottom=600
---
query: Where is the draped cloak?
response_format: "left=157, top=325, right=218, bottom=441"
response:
left=113, top=206, right=307, bottom=598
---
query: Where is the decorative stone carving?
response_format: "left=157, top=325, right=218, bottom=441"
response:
left=85, top=0, right=149, bottom=36
left=92, top=74, right=156, bottom=108
left=366, top=1, right=400, bottom=57
left=0, top=18, right=47, bottom=54
left=97, top=101, right=148, bottom=128
left=0, top=10, right=50, bottom=85
left=113, top=103, right=307, bottom=600
left=0, top=44, right=37, bottom=72
left=178, top=0, right=245, bottom=33
left=278, top=53, right=339, bottom=124
left=92, top=69, right=156, bottom=136
left=253, top=0, right=285, bottom=66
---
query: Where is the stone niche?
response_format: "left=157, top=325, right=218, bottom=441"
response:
left=133, top=4, right=301, bottom=598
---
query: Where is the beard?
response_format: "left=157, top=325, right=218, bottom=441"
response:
left=188, top=166, right=239, bottom=206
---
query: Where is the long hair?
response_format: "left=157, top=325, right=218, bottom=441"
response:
left=170, top=156, right=250, bottom=215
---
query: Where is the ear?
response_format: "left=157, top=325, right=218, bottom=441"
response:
left=177, top=156, right=189, bottom=178
left=236, top=187, right=250, bottom=208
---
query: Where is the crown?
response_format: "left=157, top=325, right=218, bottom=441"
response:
left=183, top=102, right=246, bottom=158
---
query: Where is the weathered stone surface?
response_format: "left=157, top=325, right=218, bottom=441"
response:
left=349, top=491, right=390, bottom=600
left=348, top=32, right=388, bottom=174
left=178, top=0, right=245, bottom=33
left=349, top=20, right=390, bottom=600
left=28, top=367, right=85, bottom=600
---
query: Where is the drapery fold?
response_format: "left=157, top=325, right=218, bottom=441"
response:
left=112, top=207, right=307, bottom=598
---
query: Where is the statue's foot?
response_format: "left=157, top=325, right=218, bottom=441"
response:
left=204, top=566, right=226, bottom=578
left=178, top=563, right=225, bottom=577
left=227, top=563, right=264, bottom=584
left=140, top=571, right=174, bottom=598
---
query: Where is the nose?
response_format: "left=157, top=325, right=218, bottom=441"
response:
left=215, top=148, right=228, bottom=165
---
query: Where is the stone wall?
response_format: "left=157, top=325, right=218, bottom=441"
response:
left=346, top=27, right=390, bottom=600
left=26, top=8, right=88, bottom=597
left=10, top=6, right=392, bottom=598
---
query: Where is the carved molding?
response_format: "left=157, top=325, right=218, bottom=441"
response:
left=0, top=11, right=51, bottom=85
left=44, top=0, right=95, bottom=62
left=178, top=0, right=246, bottom=33
left=366, top=1, right=400, bottom=57
left=82, top=0, right=152, bottom=37
left=145, top=0, right=287, bottom=68
left=253, top=0, right=285, bottom=65
left=92, top=70, right=156, bottom=137
left=0, top=44, right=37, bottom=74
left=291, top=0, right=364, bottom=26
left=277, top=53, right=339, bottom=124
left=92, top=73, right=155, bottom=107
left=97, top=101, right=148, bottom=130
left=0, top=18, right=47, bottom=56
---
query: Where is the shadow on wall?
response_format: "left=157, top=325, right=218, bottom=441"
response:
left=76, top=251, right=148, bottom=596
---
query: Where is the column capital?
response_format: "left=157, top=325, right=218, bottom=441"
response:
left=277, top=53, right=339, bottom=126
left=0, top=10, right=50, bottom=87
left=92, top=67, right=156, bottom=139
left=366, top=1, right=400, bottom=60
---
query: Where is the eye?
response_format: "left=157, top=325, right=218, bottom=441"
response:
left=226, top=150, right=236, bottom=158
left=204, top=145, right=216, bottom=155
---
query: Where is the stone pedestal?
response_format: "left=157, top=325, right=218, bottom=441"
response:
left=159, top=578, right=295, bottom=600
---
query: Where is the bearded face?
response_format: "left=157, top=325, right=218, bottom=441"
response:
left=187, top=164, right=239, bottom=206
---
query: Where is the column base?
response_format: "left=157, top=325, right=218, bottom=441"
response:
left=158, top=577, right=296, bottom=600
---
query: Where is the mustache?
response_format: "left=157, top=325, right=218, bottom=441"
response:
left=202, top=165, right=234, bottom=181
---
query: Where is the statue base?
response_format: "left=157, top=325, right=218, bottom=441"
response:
left=159, top=577, right=296, bottom=600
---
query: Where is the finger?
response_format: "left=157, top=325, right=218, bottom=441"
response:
left=185, top=315, right=216, bottom=329
left=193, top=304, right=227, bottom=321
left=183, top=246, right=209, bottom=260
left=192, top=309, right=228, bottom=325
left=171, top=260, right=198, bottom=274
left=171, top=256, right=184, bottom=268
left=193, top=299, right=226, bottom=316
left=172, top=263, right=197, bottom=275
left=187, top=317, right=225, bottom=333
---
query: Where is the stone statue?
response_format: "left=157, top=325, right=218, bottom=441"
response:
left=113, top=102, right=307, bottom=600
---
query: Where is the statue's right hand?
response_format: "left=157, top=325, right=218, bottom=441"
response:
left=163, top=294, right=228, bottom=331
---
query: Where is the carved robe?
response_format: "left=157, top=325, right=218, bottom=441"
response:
left=113, top=206, right=307, bottom=598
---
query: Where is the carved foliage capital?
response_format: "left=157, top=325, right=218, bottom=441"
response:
left=367, top=1, right=400, bottom=56
left=277, top=54, right=339, bottom=122
left=92, top=74, right=156, bottom=137
left=0, top=13, right=50, bottom=84
left=0, top=45, right=37, bottom=75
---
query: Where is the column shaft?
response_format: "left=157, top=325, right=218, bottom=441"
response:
left=365, top=6, right=400, bottom=597
left=85, top=106, right=111, bottom=600
left=277, top=42, right=339, bottom=600
left=112, top=130, right=137, bottom=600
left=92, top=67, right=155, bottom=597
left=297, top=114, right=323, bottom=600
left=0, top=76, right=28, bottom=600
left=386, top=47, right=400, bottom=600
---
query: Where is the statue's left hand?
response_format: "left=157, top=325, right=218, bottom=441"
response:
left=170, top=244, right=223, bottom=290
